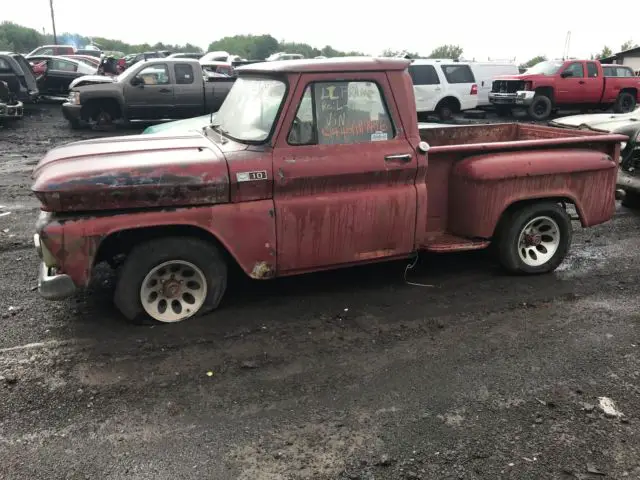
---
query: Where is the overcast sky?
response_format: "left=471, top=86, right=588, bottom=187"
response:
left=4, top=0, right=639, bottom=62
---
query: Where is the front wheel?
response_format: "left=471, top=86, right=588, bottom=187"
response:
left=114, top=237, right=228, bottom=324
left=527, top=95, right=552, bottom=121
left=496, top=202, right=572, bottom=274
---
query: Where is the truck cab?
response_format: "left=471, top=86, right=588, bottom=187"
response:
left=32, top=58, right=625, bottom=324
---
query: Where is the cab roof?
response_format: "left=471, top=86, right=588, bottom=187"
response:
left=236, top=57, right=411, bottom=74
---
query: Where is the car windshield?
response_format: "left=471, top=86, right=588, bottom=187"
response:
left=525, top=61, right=564, bottom=75
left=211, top=77, right=286, bottom=143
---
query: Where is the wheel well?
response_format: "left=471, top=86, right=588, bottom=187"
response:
left=534, top=86, right=554, bottom=102
left=93, top=224, right=238, bottom=271
left=81, top=98, right=122, bottom=120
left=493, top=197, right=578, bottom=238
left=619, top=88, right=637, bottom=98
left=436, top=96, right=461, bottom=113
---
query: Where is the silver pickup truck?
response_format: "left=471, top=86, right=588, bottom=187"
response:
left=61, top=58, right=234, bottom=129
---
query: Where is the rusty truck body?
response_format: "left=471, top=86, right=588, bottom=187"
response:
left=32, top=57, right=626, bottom=324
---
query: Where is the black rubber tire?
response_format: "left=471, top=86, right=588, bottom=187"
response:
left=436, top=101, right=455, bottom=121
left=495, top=106, right=512, bottom=117
left=614, top=92, right=636, bottom=114
left=621, top=190, right=640, bottom=209
left=496, top=202, right=572, bottom=275
left=527, top=95, right=553, bottom=121
left=114, top=237, right=227, bottom=325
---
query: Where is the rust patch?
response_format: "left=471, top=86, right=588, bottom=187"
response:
left=250, top=261, right=275, bottom=279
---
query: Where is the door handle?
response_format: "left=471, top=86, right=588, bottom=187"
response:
left=159, top=88, right=171, bottom=93
left=578, top=80, right=585, bottom=84
left=385, top=153, right=412, bottom=163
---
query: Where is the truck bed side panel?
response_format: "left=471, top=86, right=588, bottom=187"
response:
left=602, top=76, right=640, bottom=103
left=447, top=149, right=617, bottom=239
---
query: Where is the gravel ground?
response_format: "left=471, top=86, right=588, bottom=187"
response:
left=1, top=104, right=640, bottom=480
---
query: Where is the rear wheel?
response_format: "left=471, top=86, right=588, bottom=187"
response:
left=114, top=237, right=227, bottom=324
left=435, top=99, right=457, bottom=121
left=614, top=91, right=636, bottom=114
left=527, top=95, right=552, bottom=121
left=496, top=202, right=572, bottom=274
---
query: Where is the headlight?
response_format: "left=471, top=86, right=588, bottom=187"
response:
left=67, top=91, right=80, bottom=105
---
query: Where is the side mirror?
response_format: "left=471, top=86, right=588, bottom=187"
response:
left=131, top=76, right=143, bottom=86
left=560, top=70, right=573, bottom=78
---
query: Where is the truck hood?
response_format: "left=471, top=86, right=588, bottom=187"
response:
left=32, top=132, right=230, bottom=212
left=69, top=74, right=116, bottom=89
left=550, top=108, right=640, bottom=131
left=493, top=73, right=548, bottom=81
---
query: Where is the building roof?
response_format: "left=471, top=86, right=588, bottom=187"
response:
left=236, top=57, right=410, bottom=74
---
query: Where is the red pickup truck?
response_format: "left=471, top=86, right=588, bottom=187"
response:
left=31, top=58, right=626, bottom=324
left=489, top=59, right=640, bottom=120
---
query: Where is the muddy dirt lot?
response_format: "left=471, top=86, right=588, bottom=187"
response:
left=1, top=104, right=640, bottom=480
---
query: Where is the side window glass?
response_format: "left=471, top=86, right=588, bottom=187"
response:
left=565, top=63, right=584, bottom=78
left=0, top=58, right=11, bottom=72
left=314, top=81, right=394, bottom=145
left=409, top=65, right=440, bottom=85
left=288, top=86, right=315, bottom=145
left=175, top=63, right=194, bottom=84
left=441, top=65, right=475, bottom=83
left=138, top=64, right=170, bottom=85
left=586, top=62, right=598, bottom=78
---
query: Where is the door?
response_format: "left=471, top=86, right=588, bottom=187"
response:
left=440, top=64, right=478, bottom=110
left=582, top=61, right=604, bottom=102
left=43, top=58, right=81, bottom=94
left=171, top=63, right=202, bottom=117
left=123, top=63, right=174, bottom=119
left=409, top=64, right=442, bottom=112
left=556, top=61, right=586, bottom=103
left=273, top=73, right=419, bottom=273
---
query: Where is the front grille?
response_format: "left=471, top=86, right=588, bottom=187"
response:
left=491, top=80, right=524, bottom=93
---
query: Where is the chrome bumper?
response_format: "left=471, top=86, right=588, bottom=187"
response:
left=489, top=91, right=536, bottom=106
left=34, top=233, right=76, bottom=300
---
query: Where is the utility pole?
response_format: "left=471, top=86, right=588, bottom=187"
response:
left=49, top=0, right=58, bottom=45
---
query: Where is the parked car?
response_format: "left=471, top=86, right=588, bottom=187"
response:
left=124, top=52, right=165, bottom=69
left=550, top=108, right=640, bottom=208
left=62, top=58, right=235, bottom=128
left=266, top=52, right=304, bottom=61
left=26, top=55, right=96, bottom=95
left=200, top=51, right=244, bottom=64
left=489, top=59, right=640, bottom=120
left=26, top=45, right=75, bottom=57
left=408, top=59, right=478, bottom=119
left=0, top=52, right=39, bottom=103
left=602, top=64, right=636, bottom=77
left=62, top=54, right=101, bottom=68
left=200, top=60, right=234, bottom=78
left=468, top=61, right=519, bottom=107
left=0, top=80, right=23, bottom=120
left=32, top=57, right=625, bottom=324
left=168, top=52, right=203, bottom=59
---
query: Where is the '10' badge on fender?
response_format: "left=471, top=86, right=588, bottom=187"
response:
left=236, top=170, right=268, bottom=182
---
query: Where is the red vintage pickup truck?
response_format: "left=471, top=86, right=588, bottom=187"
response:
left=31, top=58, right=626, bottom=324
left=489, top=59, right=640, bottom=120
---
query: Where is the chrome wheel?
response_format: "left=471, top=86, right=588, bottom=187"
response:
left=517, top=216, right=560, bottom=267
left=140, top=260, right=207, bottom=323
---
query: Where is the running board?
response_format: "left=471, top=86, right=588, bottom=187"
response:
left=421, top=233, right=490, bottom=253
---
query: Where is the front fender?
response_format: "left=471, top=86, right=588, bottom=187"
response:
left=46, top=201, right=277, bottom=287
left=448, top=149, right=618, bottom=238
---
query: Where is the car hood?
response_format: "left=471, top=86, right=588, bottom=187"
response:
left=143, top=114, right=216, bottom=135
left=68, top=74, right=116, bottom=89
left=32, top=132, right=230, bottom=212
left=550, top=108, right=640, bottom=131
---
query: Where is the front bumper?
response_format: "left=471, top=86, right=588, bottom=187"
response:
left=62, top=102, right=83, bottom=123
left=34, top=233, right=76, bottom=300
left=489, top=91, right=536, bottom=107
left=0, top=101, right=23, bottom=119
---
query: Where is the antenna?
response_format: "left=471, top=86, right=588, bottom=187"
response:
left=563, top=31, right=571, bottom=60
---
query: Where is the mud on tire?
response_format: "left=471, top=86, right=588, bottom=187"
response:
left=496, top=202, right=572, bottom=275
left=114, top=237, right=227, bottom=325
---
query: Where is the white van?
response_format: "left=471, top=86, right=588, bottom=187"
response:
left=468, top=62, right=519, bottom=107
left=407, top=59, right=478, bottom=120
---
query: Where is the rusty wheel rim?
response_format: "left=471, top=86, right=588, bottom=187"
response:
left=517, top=216, right=560, bottom=267
left=140, top=260, right=207, bottom=322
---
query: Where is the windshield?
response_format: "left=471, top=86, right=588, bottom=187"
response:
left=212, top=77, right=286, bottom=143
left=525, top=61, right=564, bottom=75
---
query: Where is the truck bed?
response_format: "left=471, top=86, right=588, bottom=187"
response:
left=417, top=123, right=624, bottom=240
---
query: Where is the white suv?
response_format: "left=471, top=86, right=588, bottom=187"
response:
left=408, top=59, right=478, bottom=120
